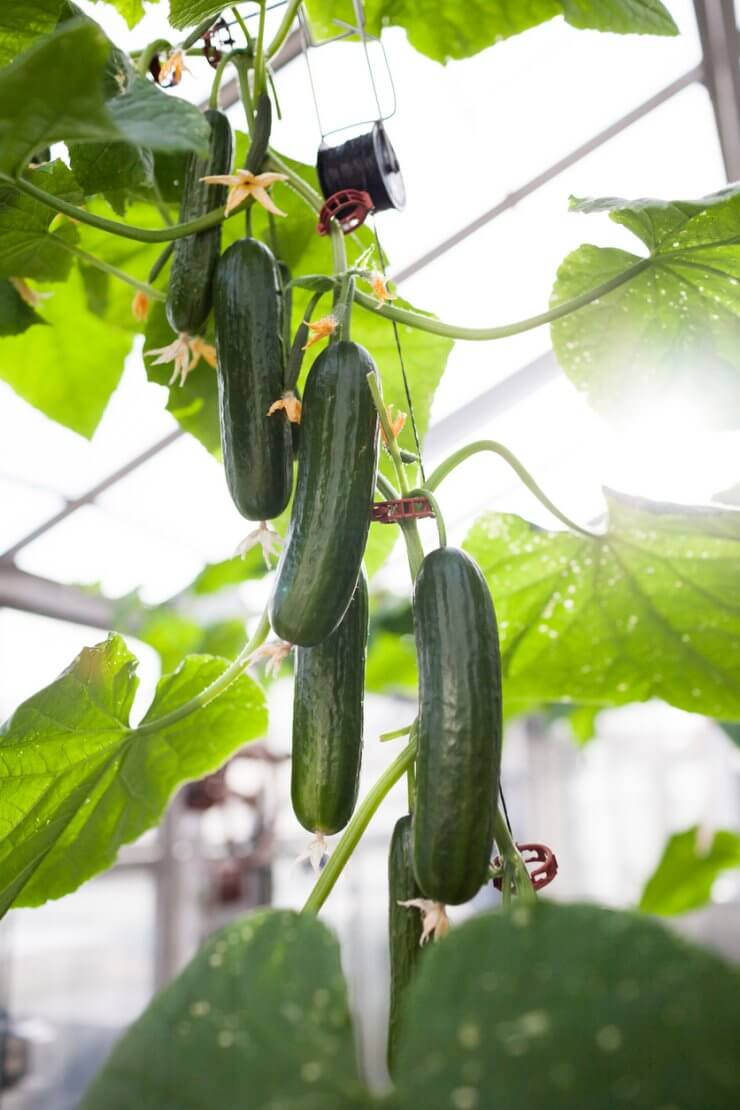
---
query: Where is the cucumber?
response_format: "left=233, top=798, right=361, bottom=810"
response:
left=413, top=546, right=502, bottom=905
left=270, top=341, right=379, bottom=646
left=291, top=573, right=368, bottom=835
left=166, top=109, right=232, bottom=336
left=213, top=238, right=293, bottom=522
left=387, top=814, right=424, bottom=1076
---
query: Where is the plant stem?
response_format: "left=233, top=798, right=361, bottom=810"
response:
left=266, top=0, right=304, bottom=58
left=231, top=6, right=252, bottom=47
left=379, top=722, right=415, bottom=742
left=233, top=51, right=255, bottom=131
left=58, top=238, right=166, bottom=300
left=209, top=50, right=234, bottom=109
left=137, top=37, right=170, bottom=77
left=181, top=15, right=221, bottom=51
left=253, top=1, right=267, bottom=98
left=376, top=471, right=399, bottom=499
left=494, top=808, right=537, bottom=905
left=266, top=149, right=323, bottom=211
left=302, top=736, right=417, bottom=914
left=408, top=487, right=446, bottom=548
left=353, top=257, right=651, bottom=342
left=134, top=610, right=270, bottom=736
left=425, top=440, right=600, bottom=538
left=7, top=174, right=227, bottom=243
left=148, top=242, right=175, bottom=284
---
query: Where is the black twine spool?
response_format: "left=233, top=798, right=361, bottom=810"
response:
left=317, top=122, right=405, bottom=211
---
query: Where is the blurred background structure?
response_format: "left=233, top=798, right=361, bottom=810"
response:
left=0, top=1, right=739, bottom=1105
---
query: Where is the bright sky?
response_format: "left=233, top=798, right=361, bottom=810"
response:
left=1, top=0, right=738, bottom=715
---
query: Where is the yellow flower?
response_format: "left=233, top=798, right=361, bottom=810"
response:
left=158, top=48, right=189, bottom=86
left=302, top=315, right=337, bottom=350
left=187, top=335, right=217, bottom=371
left=131, top=290, right=150, bottom=321
left=9, top=277, right=53, bottom=308
left=381, top=404, right=406, bottom=445
left=370, top=271, right=394, bottom=308
left=267, top=391, right=302, bottom=423
left=200, top=168, right=289, bottom=217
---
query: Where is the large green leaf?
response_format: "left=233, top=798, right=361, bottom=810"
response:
left=464, top=490, right=740, bottom=717
left=639, top=826, right=740, bottom=916
left=89, top=0, right=145, bottom=29
left=108, top=76, right=210, bottom=156
left=0, top=266, right=133, bottom=435
left=392, top=902, right=739, bottom=1109
left=0, top=634, right=267, bottom=916
left=0, top=160, right=82, bottom=281
left=305, top=0, right=676, bottom=62
left=168, top=1, right=226, bottom=29
left=70, top=140, right=154, bottom=216
left=551, top=187, right=740, bottom=427
left=82, top=910, right=368, bottom=1109
left=0, top=0, right=63, bottom=68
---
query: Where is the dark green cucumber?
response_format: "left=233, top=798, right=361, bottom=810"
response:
left=291, top=573, right=368, bottom=835
left=213, top=238, right=292, bottom=522
left=166, top=109, right=232, bottom=336
left=270, top=341, right=379, bottom=646
left=387, top=814, right=424, bottom=1076
left=413, top=546, right=502, bottom=905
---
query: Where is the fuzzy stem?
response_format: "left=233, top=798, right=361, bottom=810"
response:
left=266, top=0, right=304, bottom=58
left=302, top=737, right=417, bottom=914
left=253, top=1, right=268, bottom=97
left=58, top=238, right=166, bottom=300
left=209, top=50, right=234, bottom=109
left=133, top=610, right=270, bottom=736
left=233, top=51, right=255, bottom=131
left=425, top=440, right=600, bottom=538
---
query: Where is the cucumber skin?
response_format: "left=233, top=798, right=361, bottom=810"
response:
left=291, top=573, right=368, bottom=836
left=213, top=239, right=292, bottom=521
left=270, top=341, right=379, bottom=647
left=387, top=815, right=424, bottom=1077
left=166, top=109, right=232, bottom=336
left=413, top=546, right=502, bottom=905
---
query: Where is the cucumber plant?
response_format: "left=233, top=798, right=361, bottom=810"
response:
left=0, top=2, right=739, bottom=1108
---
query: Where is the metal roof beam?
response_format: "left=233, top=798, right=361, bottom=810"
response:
left=693, top=1, right=740, bottom=181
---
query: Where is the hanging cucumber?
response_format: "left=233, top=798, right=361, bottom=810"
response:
left=270, top=341, right=379, bottom=646
left=387, top=814, right=424, bottom=1077
left=413, top=546, right=502, bottom=905
left=166, top=109, right=232, bottom=336
left=213, top=238, right=293, bottom=522
left=291, top=573, right=368, bottom=836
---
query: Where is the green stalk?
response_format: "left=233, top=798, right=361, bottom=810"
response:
left=253, top=1, right=267, bottom=98
left=353, top=257, right=651, bottom=342
left=408, top=487, right=446, bottom=548
left=233, top=51, right=255, bottom=131
left=379, top=722, right=415, bottom=743
left=425, top=440, right=600, bottom=538
left=209, top=50, right=234, bottom=109
left=134, top=610, right=270, bottom=736
left=266, top=0, right=304, bottom=58
left=302, top=736, right=417, bottom=914
left=181, top=15, right=221, bottom=51
left=7, top=174, right=227, bottom=243
left=231, top=6, right=253, bottom=47
left=136, top=37, right=170, bottom=77
left=494, top=808, right=536, bottom=905
left=57, top=238, right=166, bottom=300
left=376, top=471, right=399, bottom=499
left=148, top=242, right=175, bottom=285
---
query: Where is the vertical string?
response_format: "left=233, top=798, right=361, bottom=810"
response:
left=499, top=783, right=513, bottom=834
left=372, top=217, right=426, bottom=484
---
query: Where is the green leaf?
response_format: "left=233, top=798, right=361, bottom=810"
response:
left=551, top=187, right=740, bottom=428
left=191, top=551, right=268, bottom=593
left=82, top=910, right=368, bottom=1109
left=365, top=632, right=417, bottom=695
left=0, top=634, right=267, bottom=915
left=639, top=826, right=740, bottom=915
left=168, top=1, right=225, bottom=30
left=0, top=279, right=46, bottom=335
left=392, top=902, right=739, bottom=1110
left=305, top=0, right=676, bottom=62
left=0, top=21, right=117, bottom=175
left=464, top=490, right=740, bottom=717
left=88, top=0, right=145, bottom=29
left=69, top=140, right=154, bottom=216
left=0, top=0, right=62, bottom=69
left=0, top=266, right=133, bottom=435
left=719, top=721, right=740, bottom=747
left=0, top=160, right=82, bottom=281
left=108, top=76, right=210, bottom=156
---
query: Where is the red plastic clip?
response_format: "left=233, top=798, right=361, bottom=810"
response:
left=371, top=496, right=435, bottom=524
left=317, top=190, right=374, bottom=235
left=492, top=843, right=558, bottom=892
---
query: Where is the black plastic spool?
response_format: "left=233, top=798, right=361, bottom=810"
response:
left=317, top=122, right=405, bottom=212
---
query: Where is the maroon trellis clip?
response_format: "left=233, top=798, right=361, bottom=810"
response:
left=202, top=18, right=235, bottom=69
left=371, top=496, right=435, bottom=524
left=317, top=190, right=374, bottom=235
left=492, top=843, right=558, bottom=892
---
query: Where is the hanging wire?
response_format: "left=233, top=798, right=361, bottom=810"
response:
left=498, top=783, right=513, bottom=835
left=372, top=218, right=426, bottom=484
